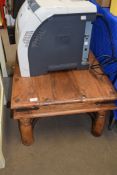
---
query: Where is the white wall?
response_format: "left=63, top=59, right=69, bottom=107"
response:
left=0, top=29, right=16, bottom=66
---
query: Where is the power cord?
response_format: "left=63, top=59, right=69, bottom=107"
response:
left=90, top=14, right=117, bottom=77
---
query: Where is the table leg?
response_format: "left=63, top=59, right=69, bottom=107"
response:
left=91, top=111, right=106, bottom=137
left=18, top=118, right=34, bottom=146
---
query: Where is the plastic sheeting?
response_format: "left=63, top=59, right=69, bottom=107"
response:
left=90, top=0, right=117, bottom=119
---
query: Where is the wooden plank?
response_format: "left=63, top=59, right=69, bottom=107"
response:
left=73, top=69, right=117, bottom=102
left=13, top=102, right=117, bottom=119
left=49, top=71, right=81, bottom=101
left=11, top=52, right=117, bottom=109
left=36, top=74, right=54, bottom=105
left=11, top=73, right=40, bottom=109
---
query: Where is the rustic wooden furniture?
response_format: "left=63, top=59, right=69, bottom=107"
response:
left=11, top=52, right=117, bottom=146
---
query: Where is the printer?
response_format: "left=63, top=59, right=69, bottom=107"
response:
left=16, top=0, right=97, bottom=77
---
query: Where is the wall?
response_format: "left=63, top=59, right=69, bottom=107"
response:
left=0, top=29, right=16, bottom=66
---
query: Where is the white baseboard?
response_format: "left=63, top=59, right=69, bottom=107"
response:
left=0, top=74, right=5, bottom=169
left=0, top=36, right=8, bottom=77
left=0, top=154, right=5, bottom=169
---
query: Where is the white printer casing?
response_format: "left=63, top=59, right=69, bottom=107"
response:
left=16, top=0, right=97, bottom=77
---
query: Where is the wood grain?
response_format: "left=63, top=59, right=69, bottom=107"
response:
left=13, top=102, right=117, bottom=119
left=11, top=52, right=117, bottom=110
left=19, top=118, right=34, bottom=145
left=92, top=111, right=107, bottom=137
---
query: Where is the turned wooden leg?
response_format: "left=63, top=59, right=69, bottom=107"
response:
left=91, top=111, right=106, bottom=137
left=18, top=118, right=34, bottom=146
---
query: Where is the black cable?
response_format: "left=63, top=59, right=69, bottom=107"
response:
left=90, top=55, right=117, bottom=72
left=90, top=14, right=117, bottom=79
left=101, top=59, right=117, bottom=67
left=89, top=55, right=114, bottom=70
left=97, top=55, right=112, bottom=64
left=90, top=62, right=117, bottom=77
left=89, top=63, right=105, bottom=76
left=90, top=56, right=117, bottom=77
left=90, top=68, right=105, bottom=76
left=90, top=64, right=117, bottom=77
left=97, top=55, right=112, bottom=60
left=102, top=59, right=117, bottom=67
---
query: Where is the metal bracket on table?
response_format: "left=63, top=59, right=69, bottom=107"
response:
left=15, top=106, right=39, bottom=112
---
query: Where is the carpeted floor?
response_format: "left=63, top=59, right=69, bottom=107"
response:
left=1, top=109, right=117, bottom=175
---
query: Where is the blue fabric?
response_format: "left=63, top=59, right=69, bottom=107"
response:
left=90, top=0, right=117, bottom=119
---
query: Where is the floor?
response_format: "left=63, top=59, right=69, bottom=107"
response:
left=1, top=109, right=117, bottom=175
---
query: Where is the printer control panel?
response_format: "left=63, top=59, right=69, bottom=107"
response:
left=27, top=0, right=40, bottom=12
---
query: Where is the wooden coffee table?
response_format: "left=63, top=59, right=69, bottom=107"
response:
left=11, top=52, right=117, bottom=145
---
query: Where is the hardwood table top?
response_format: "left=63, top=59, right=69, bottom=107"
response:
left=11, top=52, right=117, bottom=111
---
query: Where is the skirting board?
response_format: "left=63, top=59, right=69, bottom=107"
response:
left=0, top=73, right=5, bottom=168
left=0, top=36, right=8, bottom=77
